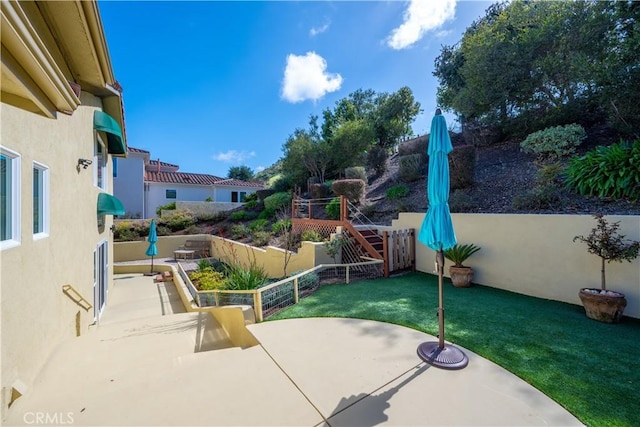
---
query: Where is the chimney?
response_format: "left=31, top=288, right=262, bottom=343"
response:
left=157, top=158, right=160, bottom=173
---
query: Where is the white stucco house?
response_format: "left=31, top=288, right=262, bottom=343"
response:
left=114, top=147, right=263, bottom=218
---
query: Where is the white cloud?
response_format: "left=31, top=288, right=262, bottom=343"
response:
left=213, top=150, right=256, bottom=163
left=310, top=22, right=330, bottom=37
left=387, top=0, right=456, bottom=50
left=281, top=51, right=343, bottom=103
left=255, top=166, right=266, bottom=173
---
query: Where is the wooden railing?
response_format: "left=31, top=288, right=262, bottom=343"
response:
left=291, top=195, right=415, bottom=276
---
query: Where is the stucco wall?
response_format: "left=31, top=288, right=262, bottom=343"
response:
left=173, top=201, right=243, bottom=216
left=113, top=153, right=145, bottom=217
left=1, top=94, right=117, bottom=408
left=114, top=235, right=330, bottom=278
left=146, top=183, right=215, bottom=218
left=393, top=213, right=640, bottom=319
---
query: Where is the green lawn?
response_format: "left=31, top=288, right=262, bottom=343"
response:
left=268, top=272, right=640, bottom=427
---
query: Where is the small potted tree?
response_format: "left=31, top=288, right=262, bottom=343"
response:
left=574, top=214, right=640, bottom=323
left=443, top=243, right=481, bottom=287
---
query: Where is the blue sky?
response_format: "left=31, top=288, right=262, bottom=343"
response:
left=99, top=0, right=492, bottom=178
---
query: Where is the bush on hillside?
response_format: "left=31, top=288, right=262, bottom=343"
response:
left=264, top=192, right=292, bottom=211
left=398, top=154, right=424, bottom=182
left=398, top=135, right=428, bottom=164
left=310, top=183, right=331, bottom=199
left=156, top=201, right=176, bottom=217
left=344, top=166, right=367, bottom=181
left=325, top=197, right=341, bottom=220
left=367, top=146, right=388, bottom=175
left=332, top=179, right=366, bottom=204
left=565, top=140, right=640, bottom=201
left=386, top=185, right=410, bottom=200
left=157, top=209, right=195, bottom=231
left=520, top=124, right=586, bottom=161
left=449, top=145, right=476, bottom=190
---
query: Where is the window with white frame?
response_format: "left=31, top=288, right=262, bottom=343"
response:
left=33, top=161, right=49, bottom=238
left=94, top=134, right=106, bottom=189
left=1, top=147, right=21, bottom=249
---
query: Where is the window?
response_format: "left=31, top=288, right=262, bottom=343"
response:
left=94, top=134, right=106, bottom=189
left=33, top=162, right=49, bottom=238
left=166, top=189, right=176, bottom=199
left=232, top=191, right=247, bottom=203
left=1, top=147, right=21, bottom=249
left=112, top=157, right=118, bottom=178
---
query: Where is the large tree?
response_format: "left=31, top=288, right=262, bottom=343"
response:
left=227, top=165, right=254, bottom=181
left=434, top=0, right=639, bottom=138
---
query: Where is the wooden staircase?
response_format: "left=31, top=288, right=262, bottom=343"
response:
left=359, top=228, right=384, bottom=258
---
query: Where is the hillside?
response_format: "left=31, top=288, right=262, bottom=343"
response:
left=363, top=137, right=639, bottom=226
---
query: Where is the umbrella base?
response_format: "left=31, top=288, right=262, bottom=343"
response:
left=417, top=341, right=468, bottom=370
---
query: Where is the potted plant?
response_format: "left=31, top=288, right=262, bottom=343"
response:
left=443, top=243, right=481, bottom=287
left=573, top=214, right=640, bottom=323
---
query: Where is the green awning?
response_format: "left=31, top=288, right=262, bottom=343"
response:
left=97, top=193, right=125, bottom=216
left=93, top=110, right=126, bottom=155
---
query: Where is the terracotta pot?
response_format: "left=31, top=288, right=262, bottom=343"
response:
left=578, top=288, right=627, bottom=323
left=449, top=266, right=474, bottom=288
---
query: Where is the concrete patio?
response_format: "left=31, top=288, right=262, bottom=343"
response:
left=4, top=272, right=582, bottom=426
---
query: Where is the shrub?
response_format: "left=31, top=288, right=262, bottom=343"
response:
left=537, top=162, right=564, bottom=187
left=398, top=154, right=424, bottom=182
left=325, top=198, right=341, bottom=220
left=244, top=199, right=258, bottom=209
left=156, top=201, right=176, bottom=217
left=386, top=185, right=409, bottom=200
left=223, top=263, right=268, bottom=290
left=332, top=179, right=365, bottom=204
left=309, top=183, right=331, bottom=199
left=251, top=230, right=272, bottom=247
left=512, top=184, right=562, bottom=210
left=271, top=219, right=291, bottom=235
left=520, top=124, right=586, bottom=161
left=449, top=145, right=476, bottom=190
left=188, top=269, right=226, bottom=291
left=230, top=210, right=249, bottom=221
left=301, top=229, right=323, bottom=242
left=156, top=225, right=171, bottom=236
left=255, top=208, right=274, bottom=221
left=196, top=211, right=227, bottom=222
left=271, top=175, right=292, bottom=193
left=367, top=146, right=388, bottom=175
left=249, top=219, right=269, bottom=232
left=230, top=224, right=250, bottom=239
left=264, top=192, right=292, bottom=211
left=256, top=189, right=276, bottom=201
left=344, top=166, right=367, bottom=181
left=244, top=193, right=258, bottom=203
left=449, top=190, right=477, bottom=213
left=197, top=258, right=212, bottom=272
left=158, top=209, right=195, bottom=231
left=184, top=224, right=202, bottom=235
left=565, top=140, right=640, bottom=201
left=398, top=135, right=428, bottom=158
left=204, top=197, right=213, bottom=202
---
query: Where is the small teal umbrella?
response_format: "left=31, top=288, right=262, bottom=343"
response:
left=417, top=109, right=468, bottom=370
left=145, top=219, right=158, bottom=274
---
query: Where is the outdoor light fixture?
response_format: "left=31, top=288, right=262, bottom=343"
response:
left=77, top=158, right=92, bottom=170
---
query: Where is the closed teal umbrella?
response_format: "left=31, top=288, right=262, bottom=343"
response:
left=145, top=219, right=158, bottom=275
left=417, top=109, right=468, bottom=370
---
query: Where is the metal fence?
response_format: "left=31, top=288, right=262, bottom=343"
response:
left=177, top=258, right=384, bottom=321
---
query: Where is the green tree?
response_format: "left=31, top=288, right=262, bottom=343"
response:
left=434, top=1, right=638, bottom=138
left=227, top=165, right=254, bottom=181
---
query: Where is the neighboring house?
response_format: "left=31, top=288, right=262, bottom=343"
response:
left=114, top=147, right=264, bottom=218
left=0, top=0, right=126, bottom=416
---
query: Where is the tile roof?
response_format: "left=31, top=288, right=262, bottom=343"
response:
left=128, top=146, right=150, bottom=154
left=215, top=179, right=265, bottom=188
left=149, top=159, right=179, bottom=168
left=145, top=171, right=224, bottom=185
